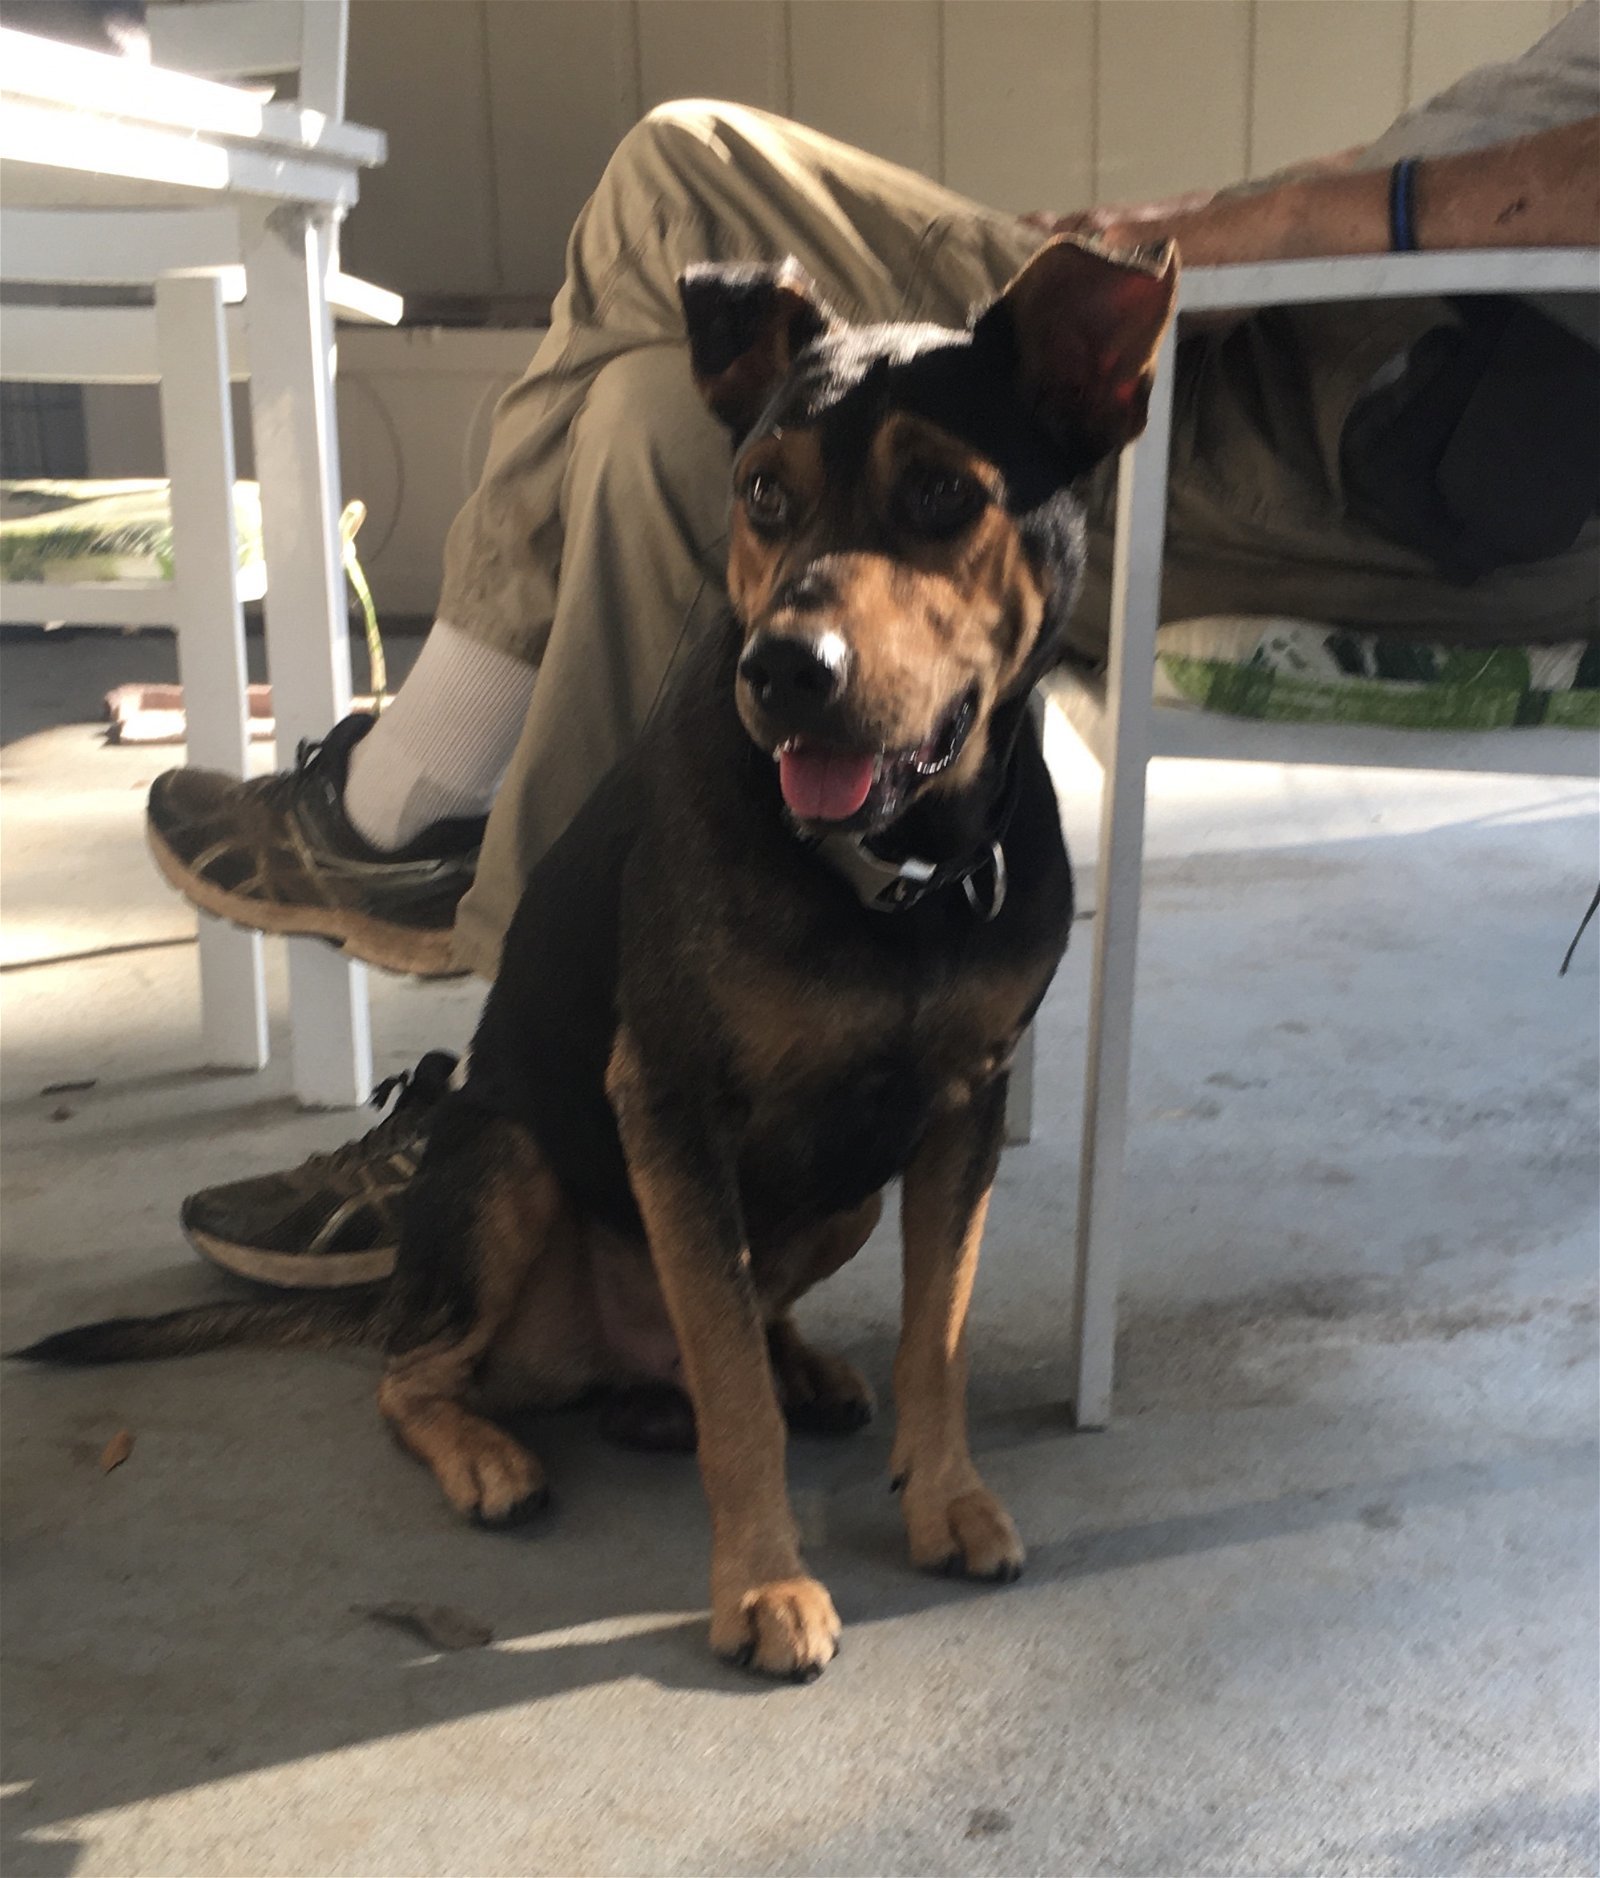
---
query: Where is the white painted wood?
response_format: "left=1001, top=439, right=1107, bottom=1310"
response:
left=479, top=0, right=638, bottom=308
left=315, top=0, right=1561, bottom=304
left=636, top=0, right=787, bottom=115
left=1249, top=0, right=1407, bottom=179
left=788, top=0, right=942, bottom=176
left=0, top=94, right=369, bottom=211
left=241, top=196, right=372, bottom=1108
left=0, top=211, right=399, bottom=324
left=148, top=2, right=306, bottom=86
left=1067, top=324, right=1178, bottom=1433
left=1, top=25, right=268, bottom=137
left=0, top=27, right=380, bottom=164
left=150, top=0, right=350, bottom=121
left=0, top=583, right=178, bottom=627
left=943, top=0, right=1094, bottom=216
left=1, top=206, right=239, bottom=281
left=345, top=0, right=504, bottom=300
left=2, top=13, right=383, bottom=1110
left=1181, top=248, right=1600, bottom=313
left=0, top=305, right=253, bottom=382
left=1096, top=0, right=1251, bottom=202
left=295, top=0, right=348, bottom=121
left=326, top=268, right=402, bottom=326
left=1408, top=0, right=1554, bottom=108
left=154, top=273, right=269, bottom=1071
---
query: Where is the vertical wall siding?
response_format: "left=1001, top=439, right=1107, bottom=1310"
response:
left=342, top=0, right=1570, bottom=307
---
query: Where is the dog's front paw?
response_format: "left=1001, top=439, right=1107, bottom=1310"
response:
left=900, top=1477, right=1024, bottom=1583
left=711, top=1575, right=841, bottom=1682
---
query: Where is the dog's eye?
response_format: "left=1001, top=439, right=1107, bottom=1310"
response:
left=744, top=472, right=791, bottom=532
left=899, top=467, right=985, bottom=538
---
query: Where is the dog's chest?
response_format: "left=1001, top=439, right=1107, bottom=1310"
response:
left=726, top=955, right=1039, bottom=1236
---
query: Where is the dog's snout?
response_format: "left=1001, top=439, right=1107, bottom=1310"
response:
left=738, top=632, right=849, bottom=729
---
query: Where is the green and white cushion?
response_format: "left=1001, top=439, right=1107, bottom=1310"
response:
left=0, top=478, right=268, bottom=600
left=1155, top=616, right=1600, bottom=730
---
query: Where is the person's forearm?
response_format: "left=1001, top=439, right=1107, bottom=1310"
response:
left=1258, top=115, right=1600, bottom=258
left=1039, top=115, right=1600, bottom=267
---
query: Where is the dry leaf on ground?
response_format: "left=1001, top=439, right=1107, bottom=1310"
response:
left=355, top=1602, right=493, bottom=1651
left=100, top=1429, right=134, bottom=1473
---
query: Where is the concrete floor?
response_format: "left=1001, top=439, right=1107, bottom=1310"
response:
left=3, top=628, right=1597, bottom=1877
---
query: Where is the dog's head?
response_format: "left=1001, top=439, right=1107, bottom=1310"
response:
left=678, top=239, right=1176, bottom=834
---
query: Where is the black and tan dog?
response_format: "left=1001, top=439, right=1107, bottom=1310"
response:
left=18, top=236, right=1177, bottom=1680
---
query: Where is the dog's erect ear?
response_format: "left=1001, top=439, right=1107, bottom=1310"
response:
left=679, top=258, right=834, bottom=436
left=976, top=236, right=1179, bottom=462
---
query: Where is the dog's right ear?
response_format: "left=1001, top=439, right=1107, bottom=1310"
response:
left=975, top=236, right=1179, bottom=465
left=679, top=258, right=833, bottom=436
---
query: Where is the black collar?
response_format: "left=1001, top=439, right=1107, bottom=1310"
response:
left=793, top=725, right=1026, bottom=920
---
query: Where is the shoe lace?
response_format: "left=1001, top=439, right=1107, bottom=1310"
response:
left=254, top=736, right=329, bottom=811
left=299, top=1056, right=449, bottom=1181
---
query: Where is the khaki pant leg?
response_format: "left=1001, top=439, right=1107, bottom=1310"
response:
left=436, top=99, right=1036, bottom=667
left=448, top=101, right=1038, bottom=976
left=1069, top=299, right=1599, bottom=660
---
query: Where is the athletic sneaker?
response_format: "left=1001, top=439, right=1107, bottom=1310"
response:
left=146, top=714, right=483, bottom=977
left=180, top=1050, right=458, bottom=1288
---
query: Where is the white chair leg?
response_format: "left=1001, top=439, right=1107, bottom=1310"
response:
left=154, top=273, right=268, bottom=1071
left=1067, top=327, right=1177, bottom=1430
left=1005, top=691, right=1051, bottom=1147
left=240, top=200, right=371, bottom=1109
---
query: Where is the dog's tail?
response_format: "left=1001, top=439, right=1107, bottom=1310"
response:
left=8, top=1287, right=390, bottom=1367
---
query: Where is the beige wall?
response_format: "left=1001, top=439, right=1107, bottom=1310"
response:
left=342, top=0, right=1579, bottom=309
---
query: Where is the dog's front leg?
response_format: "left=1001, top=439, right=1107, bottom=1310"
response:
left=892, top=1079, right=1024, bottom=1582
left=607, top=1032, right=839, bottom=1681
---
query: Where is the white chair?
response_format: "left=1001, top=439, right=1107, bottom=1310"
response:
left=0, top=0, right=399, bottom=1100
left=1022, top=247, right=1600, bottom=1429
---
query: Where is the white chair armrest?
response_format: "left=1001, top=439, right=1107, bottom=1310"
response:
left=328, top=270, right=403, bottom=326
left=1180, top=247, right=1599, bottom=317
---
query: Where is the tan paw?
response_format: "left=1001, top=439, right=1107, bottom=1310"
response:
left=440, top=1425, right=549, bottom=1529
left=711, top=1576, right=841, bottom=1682
left=902, top=1482, right=1025, bottom=1582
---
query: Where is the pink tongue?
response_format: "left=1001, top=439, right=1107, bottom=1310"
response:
left=778, top=746, right=877, bottom=822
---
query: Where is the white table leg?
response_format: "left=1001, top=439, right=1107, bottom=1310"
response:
left=240, top=200, right=371, bottom=1109
left=154, top=272, right=268, bottom=1072
left=1067, top=328, right=1177, bottom=1430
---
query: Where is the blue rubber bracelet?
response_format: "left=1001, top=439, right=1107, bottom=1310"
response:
left=1389, top=158, right=1419, bottom=252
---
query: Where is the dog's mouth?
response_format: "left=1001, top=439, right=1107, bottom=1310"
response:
left=775, top=685, right=978, bottom=829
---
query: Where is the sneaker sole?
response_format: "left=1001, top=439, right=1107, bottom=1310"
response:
left=184, top=1222, right=397, bottom=1289
left=147, top=824, right=460, bottom=978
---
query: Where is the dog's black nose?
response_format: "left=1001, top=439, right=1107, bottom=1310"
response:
left=739, top=632, right=848, bottom=728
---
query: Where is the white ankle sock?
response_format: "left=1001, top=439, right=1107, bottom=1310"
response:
left=344, top=620, right=537, bottom=850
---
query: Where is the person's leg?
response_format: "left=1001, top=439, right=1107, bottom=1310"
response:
left=1069, top=297, right=1599, bottom=657
left=449, top=99, right=1041, bottom=974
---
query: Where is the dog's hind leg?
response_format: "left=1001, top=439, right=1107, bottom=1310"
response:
left=765, top=1193, right=883, bottom=1436
left=378, top=1112, right=560, bottom=1529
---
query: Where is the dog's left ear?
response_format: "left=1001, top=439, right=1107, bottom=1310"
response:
left=976, top=236, right=1179, bottom=463
left=679, top=258, right=835, bottom=436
